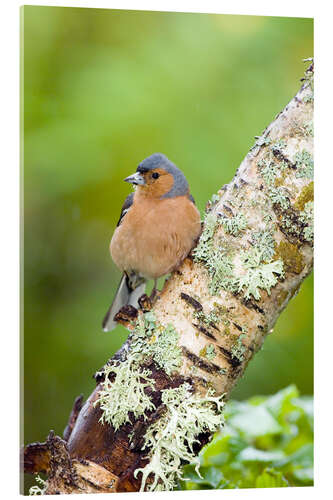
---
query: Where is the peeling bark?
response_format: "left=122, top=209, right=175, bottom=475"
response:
left=23, top=63, right=314, bottom=494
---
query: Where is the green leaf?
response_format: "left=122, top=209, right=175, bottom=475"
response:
left=255, top=468, right=289, bottom=488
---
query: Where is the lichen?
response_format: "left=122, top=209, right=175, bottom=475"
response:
left=29, top=475, right=47, bottom=496
left=257, top=155, right=279, bottom=186
left=300, top=201, right=314, bottom=243
left=238, top=249, right=284, bottom=300
left=294, top=182, right=314, bottom=211
left=294, top=150, right=314, bottom=179
left=268, top=186, right=290, bottom=210
left=94, top=360, right=156, bottom=430
left=275, top=241, right=305, bottom=274
left=94, top=312, right=183, bottom=430
left=205, top=344, right=216, bottom=360
left=251, top=229, right=276, bottom=263
left=219, top=212, right=247, bottom=236
left=192, top=212, right=218, bottom=263
left=231, top=333, right=247, bottom=362
left=206, top=250, right=237, bottom=295
left=134, top=383, right=224, bottom=491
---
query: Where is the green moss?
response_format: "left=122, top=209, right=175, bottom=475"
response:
left=275, top=241, right=305, bottom=274
left=294, top=182, right=314, bottom=211
left=134, top=383, right=224, bottom=491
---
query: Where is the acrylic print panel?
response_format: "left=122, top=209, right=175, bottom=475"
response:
left=22, top=4, right=313, bottom=494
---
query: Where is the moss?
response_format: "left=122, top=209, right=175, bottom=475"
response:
left=275, top=241, right=305, bottom=274
left=294, top=182, right=314, bottom=211
left=134, top=383, right=224, bottom=491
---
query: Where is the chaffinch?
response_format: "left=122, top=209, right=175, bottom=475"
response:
left=102, top=153, right=202, bottom=331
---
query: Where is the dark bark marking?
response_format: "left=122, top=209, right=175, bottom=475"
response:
left=181, top=346, right=221, bottom=374
left=192, top=323, right=216, bottom=341
left=242, top=298, right=265, bottom=315
left=180, top=292, right=203, bottom=311
left=218, top=346, right=241, bottom=368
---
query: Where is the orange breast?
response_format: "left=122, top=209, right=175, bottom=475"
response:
left=110, top=196, right=201, bottom=279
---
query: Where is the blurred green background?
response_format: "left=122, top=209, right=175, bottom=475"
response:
left=22, top=5, right=313, bottom=493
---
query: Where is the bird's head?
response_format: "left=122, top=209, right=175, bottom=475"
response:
left=124, top=153, right=189, bottom=199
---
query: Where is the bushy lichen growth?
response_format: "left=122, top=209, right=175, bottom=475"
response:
left=300, top=201, right=314, bottom=243
left=220, top=212, right=247, bottom=236
left=94, top=312, right=183, bottom=430
left=238, top=248, right=284, bottom=300
left=29, top=475, right=47, bottom=496
left=134, top=383, right=224, bottom=491
left=294, top=150, right=314, bottom=179
left=95, top=361, right=156, bottom=430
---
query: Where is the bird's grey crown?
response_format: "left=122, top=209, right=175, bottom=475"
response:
left=137, top=153, right=189, bottom=199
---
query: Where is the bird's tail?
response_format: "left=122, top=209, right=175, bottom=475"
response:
left=102, top=273, right=146, bottom=332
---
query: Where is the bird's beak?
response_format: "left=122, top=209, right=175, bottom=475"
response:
left=124, top=172, right=146, bottom=185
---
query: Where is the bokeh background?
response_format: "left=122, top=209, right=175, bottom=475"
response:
left=22, top=5, right=313, bottom=493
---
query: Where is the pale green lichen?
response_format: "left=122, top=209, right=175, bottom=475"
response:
left=220, top=212, right=248, bottom=236
left=231, top=333, right=247, bottom=362
left=238, top=249, right=284, bottom=300
left=257, top=155, right=279, bottom=186
left=300, top=201, right=314, bottom=243
left=94, top=312, right=183, bottom=430
left=95, top=361, right=156, bottom=430
left=205, top=344, right=216, bottom=360
left=206, top=250, right=237, bottom=295
left=29, top=475, right=47, bottom=496
left=251, top=229, right=276, bottom=263
left=294, top=150, right=314, bottom=179
left=268, top=186, right=290, bottom=210
left=193, top=212, right=218, bottom=263
left=305, top=120, right=314, bottom=137
left=134, top=383, right=224, bottom=492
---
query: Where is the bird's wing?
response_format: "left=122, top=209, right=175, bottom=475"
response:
left=116, top=192, right=134, bottom=226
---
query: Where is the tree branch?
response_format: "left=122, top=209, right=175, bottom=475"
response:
left=23, top=62, right=314, bottom=494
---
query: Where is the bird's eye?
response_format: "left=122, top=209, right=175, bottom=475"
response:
left=152, top=172, right=160, bottom=179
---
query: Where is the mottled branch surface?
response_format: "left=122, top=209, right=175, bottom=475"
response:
left=23, top=64, right=314, bottom=494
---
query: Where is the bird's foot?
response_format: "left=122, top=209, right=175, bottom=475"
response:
left=114, top=305, right=138, bottom=327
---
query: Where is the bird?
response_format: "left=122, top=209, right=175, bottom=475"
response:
left=102, top=153, right=202, bottom=331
